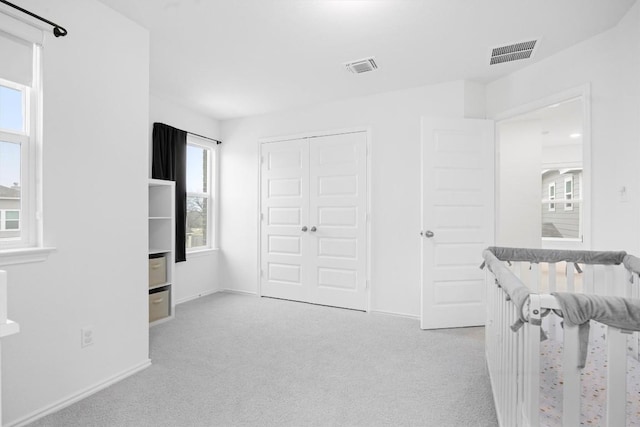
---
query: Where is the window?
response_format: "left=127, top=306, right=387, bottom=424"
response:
left=564, top=176, right=573, bottom=211
left=548, top=182, right=555, bottom=212
left=0, top=210, right=20, bottom=231
left=0, top=76, right=37, bottom=248
left=0, top=19, right=51, bottom=264
left=185, top=135, right=217, bottom=252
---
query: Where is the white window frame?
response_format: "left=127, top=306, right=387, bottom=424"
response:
left=548, top=182, right=556, bottom=212
left=0, top=73, right=38, bottom=250
left=0, top=20, right=53, bottom=266
left=185, top=135, right=218, bottom=253
left=564, top=176, right=573, bottom=211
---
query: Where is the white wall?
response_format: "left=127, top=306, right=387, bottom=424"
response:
left=2, top=1, right=150, bottom=424
left=487, top=1, right=640, bottom=253
left=219, top=81, right=472, bottom=317
left=149, top=95, right=221, bottom=303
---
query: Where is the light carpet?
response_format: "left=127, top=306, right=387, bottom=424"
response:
left=29, top=292, right=498, bottom=426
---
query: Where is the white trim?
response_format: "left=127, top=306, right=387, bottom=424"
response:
left=257, top=127, right=372, bottom=310
left=493, top=85, right=589, bottom=122
left=222, top=288, right=258, bottom=296
left=0, top=319, right=19, bottom=338
left=7, top=359, right=151, bottom=427
left=494, top=84, right=591, bottom=249
left=369, top=309, right=420, bottom=320
left=185, top=136, right=217, bottom=253
left=0, top=246, right=54, bottom=266
left=258, top=126, right=371, bottom=145
left=186, top=247, right=219, bottom=258
left=174, top=288, right=220, bottom=305
left=149, top=315, right=174, bottom=327
left=0, top=10, right=44, bottom=44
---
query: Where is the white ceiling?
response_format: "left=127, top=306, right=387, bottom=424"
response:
left=99, top=0, right=636, bottom=121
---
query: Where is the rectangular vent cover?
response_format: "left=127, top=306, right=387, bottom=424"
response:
left=344, top=57, right=378, bottom=74
left=490, top=40, right=537, bottom=65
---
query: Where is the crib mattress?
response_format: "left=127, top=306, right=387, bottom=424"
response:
left=539, top=321, right=640, bottom=426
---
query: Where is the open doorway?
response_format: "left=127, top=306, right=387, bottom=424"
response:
left=496, top=94, right=588, bottom=250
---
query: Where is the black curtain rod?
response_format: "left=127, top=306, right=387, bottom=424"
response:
left=0, top=0, right=67, bottom=37
left=160, top=123, right=222, bottom=145
left=189, top=130, right=222, bottom=145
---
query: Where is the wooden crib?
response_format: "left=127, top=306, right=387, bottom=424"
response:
left=483, top=247, right=640, bottom=426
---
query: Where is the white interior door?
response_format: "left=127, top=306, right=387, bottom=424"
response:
left=309, top=132, right=368, bottom=310
left=260, top=139, right=310, bottom=302
left=260, top=132, right=368, bottom=310
left=421, top=118, right=494, bottom=329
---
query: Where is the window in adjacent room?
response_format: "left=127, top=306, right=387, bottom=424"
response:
left=185, top=135, right=217, bottom=252
left=0, top=210, right=20, bottom=231
left=548, top=182, right=555, bottom=212
left=564, top=176, right=573, bottom=211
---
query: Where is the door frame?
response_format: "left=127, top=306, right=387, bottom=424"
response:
left=256, top=127, right=373, bottom=311
left=493, top=84, right=591, bottom=249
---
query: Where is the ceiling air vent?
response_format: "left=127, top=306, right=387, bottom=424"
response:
left=344, top=57, right=378, bottom=74
left=490, top=40, right=537, bottom=65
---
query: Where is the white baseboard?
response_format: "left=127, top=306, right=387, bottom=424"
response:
left=174, top=289, right=220, bottom=305
left=222, top=289, right=258, bottom=296
left=8, top=359, right=152, bottom=427
left=370, top=309, right=420, bottom=320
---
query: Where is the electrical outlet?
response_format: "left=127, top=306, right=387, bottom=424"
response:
left=620, top=186, right=629, bottom=203
left=81, top=326, right=94, bottom=348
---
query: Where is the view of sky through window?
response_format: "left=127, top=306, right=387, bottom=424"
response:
left=186, top=144, right=207, bottom=193
left=0, top=85, right=23, bottom=189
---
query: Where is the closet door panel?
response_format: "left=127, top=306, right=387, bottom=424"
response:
left=260, top=139, right=311, bottom=302
left=308, top=132, right=367, bottom=310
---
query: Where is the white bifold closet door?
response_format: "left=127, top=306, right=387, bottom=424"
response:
left=260, top=132, right=367, bottom=311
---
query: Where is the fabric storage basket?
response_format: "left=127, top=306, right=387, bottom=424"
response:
left=148, top=255, right=167, bottom=287
left=149, top=289, right=170, bottom=322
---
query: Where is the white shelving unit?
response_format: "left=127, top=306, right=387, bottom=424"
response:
left=148, top=179, right=175, bottom=325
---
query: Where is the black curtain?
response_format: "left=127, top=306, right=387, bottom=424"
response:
left=152, top=123, right=187, bottom=262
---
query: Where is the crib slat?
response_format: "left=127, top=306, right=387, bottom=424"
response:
left=567, top=263, right=575, bottom=293
left=530, top=263, right=540, bottom=293
left=633, top=274, right=640, bottom=362
left=507, top=304, right=516, bottom=426
left=605, top=265, right=615, bottom=296
left=606, top=326, right=627, bottom=427
left=594, top=264, right=606, bottom=295
left=548, top=262, right=557, bottom=293
left=517, top=324, right=524, bottom=425
left=583, top=264, right=594, bottom=294
left=562, top=324, right=581, bottom=427
left=524, top=295, right=541, bottom=427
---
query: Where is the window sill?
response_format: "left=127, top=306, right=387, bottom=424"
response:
left=186, top=248, right=219, bottom=259
left=0, top=247, right=56, bottom=267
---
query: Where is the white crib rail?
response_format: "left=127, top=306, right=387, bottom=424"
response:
left=485, top=249, right=640, bottom=427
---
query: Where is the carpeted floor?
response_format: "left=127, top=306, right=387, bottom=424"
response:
left=29, top=292, right=498, bottom=426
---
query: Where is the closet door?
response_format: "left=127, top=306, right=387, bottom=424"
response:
left=308, top=132, right=368, bottom=310
left=260, top=139, right=311, bottom=302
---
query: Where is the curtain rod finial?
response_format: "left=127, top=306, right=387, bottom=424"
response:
left=53, top=26, right=67, bottom=37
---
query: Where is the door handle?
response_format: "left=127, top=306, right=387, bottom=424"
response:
left=310, top=226, right=317, bottom=232
left=301, top=226, right=308, bottom=232
left=424, top=230, right=435, bottom=238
